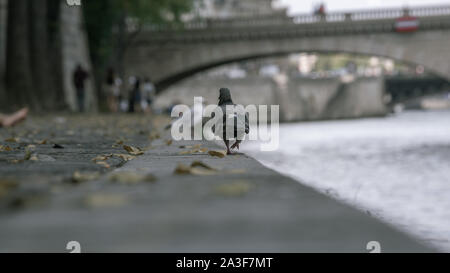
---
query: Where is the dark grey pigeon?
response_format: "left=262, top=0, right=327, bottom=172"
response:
left=217, top=88, right=249, bottom=154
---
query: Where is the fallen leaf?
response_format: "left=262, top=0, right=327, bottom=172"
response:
left=113, top=154, right=135, bottom=162
left=96, top=161, right=110, bottom=168
left=36, top=139, right=47, bottom=145
left=109, top=171, right=156, bottom=185
left=208, top=150, right=227, bottom=158
left=5, top=137, right=19, bottom=143
left=215, top=181, right=252, bottom=197
left=72, top=171, right=100, bottom=183
left=166, top=139, right=173, bottom=146
left=174, top=161, right=219, bottom=176
left=174, top=164, right=192, bottom=175
left=191, top=161, right=217, bottom=170
left=123, top=145, right=144, bottom=156
left=84, top=194, right=128, bottom=208
left=190, top=167, right=218, bottom=176
left=92, top=154, right=113, bottom=162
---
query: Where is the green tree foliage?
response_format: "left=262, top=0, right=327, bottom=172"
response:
left=83, top=0, right=194, bottom=76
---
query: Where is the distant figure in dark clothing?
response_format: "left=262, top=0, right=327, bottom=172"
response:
left=105, top=68, right=121, bottom=112
left=214, top=88, right=249, bottom=155
left=129, top=77, right=141, bottom=113
left=73, top=64, right=89, bottom=112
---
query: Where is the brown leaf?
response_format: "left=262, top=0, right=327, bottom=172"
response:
left=166, top=139, right=173, bottom=146
left=190, top=167, right=218, bottom=176
left=5, top=137, right=19, bottom=143
left=113, top=153, right=136, bottom=162
left=174, top=161, right=219, bottom=176
left=92, top=154, right=113, bottom=162
left=36, top=139, right=47, bottom=145
left=208, top=150, right=227, bottom=158
left=96, top=161, right=110, bottom=168
left=191, top=161, right=217, bottom=170
left=123, top=145, right=144, bottom=156
left=174, top=164, right=192, bottom=175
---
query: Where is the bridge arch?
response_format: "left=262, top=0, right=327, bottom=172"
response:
left=124, top=7, right=450, bottom=92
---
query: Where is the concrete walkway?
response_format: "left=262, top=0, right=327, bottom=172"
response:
left=0, top=135, right=434, bottom=252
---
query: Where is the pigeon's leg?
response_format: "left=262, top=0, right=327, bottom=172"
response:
left=224, top=139, right=232, bottom=155
left=230, top=140, right=241, bottom=150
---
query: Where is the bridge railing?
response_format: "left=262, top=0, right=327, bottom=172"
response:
left=142, top=5, right=450, bottom=32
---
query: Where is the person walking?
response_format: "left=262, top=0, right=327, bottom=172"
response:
left=141, top=78, right=156, bottom=113
left=73, top=64, right=89, bottom=112
left=105, top=68, right=121, bottom=112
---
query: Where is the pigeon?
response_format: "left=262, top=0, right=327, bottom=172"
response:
left=215, top=88, right=249, bottom=155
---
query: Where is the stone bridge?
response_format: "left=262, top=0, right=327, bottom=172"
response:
left=124, top=5, right=450, bottom=92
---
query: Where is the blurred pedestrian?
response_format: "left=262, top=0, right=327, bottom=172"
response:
left=128, top=77, right=141, bottom=113
left=0, top=108, right=28, bottom=128
left=73, top=64, right=89, bottom=112
left=141, top=78, right=156, bottom=113
left=105, top=68, right=122, bottom=112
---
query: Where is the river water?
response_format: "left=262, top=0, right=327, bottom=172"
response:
left=242, top=110, right=450, bottom=251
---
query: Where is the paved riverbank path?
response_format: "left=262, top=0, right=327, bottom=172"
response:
left=0, top=115, right=433, bottom=252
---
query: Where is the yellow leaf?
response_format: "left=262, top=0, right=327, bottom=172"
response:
left=5, top=137, right=19, bottom=143
left=191, top=161, right=217, bottom=170
left=36, top=139, right=47, bottom=145
left=123, top=145, right=144, bottom=156
left=113, top=154, right=136, bottom=162
left=92, top=154, right=112, bottom=162
left=174, top=164, right=192, bottom=175
left=208, top=150, right=227, bottom=158
left=96, top=161, right=110, bottom=168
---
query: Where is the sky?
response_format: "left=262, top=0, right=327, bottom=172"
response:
left=275, top=0, right=450, bottom=14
